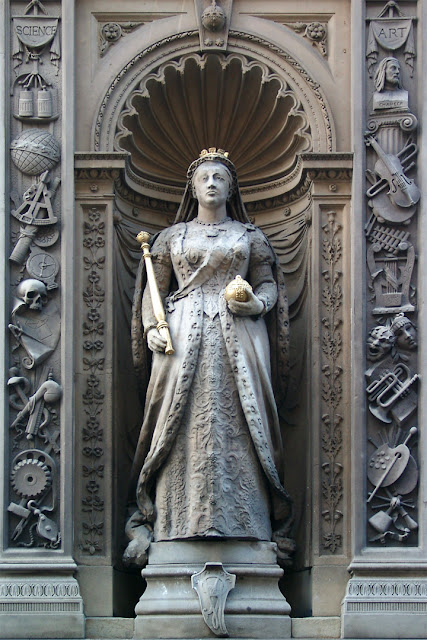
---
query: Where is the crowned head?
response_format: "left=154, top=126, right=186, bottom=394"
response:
left=175, top=148, right=248, bottom=224
left=187, top=148, right=237, bottom=195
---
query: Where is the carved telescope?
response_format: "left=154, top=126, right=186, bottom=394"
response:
left=136, top=231, right=174, bottom=355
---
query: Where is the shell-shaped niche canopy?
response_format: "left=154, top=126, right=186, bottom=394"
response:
left=115, top=53, right=311, bottom=193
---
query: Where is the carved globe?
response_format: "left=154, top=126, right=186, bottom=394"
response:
left=10, top=129, right=61, bottom=176
left=201, top=1, right=226, bottom=32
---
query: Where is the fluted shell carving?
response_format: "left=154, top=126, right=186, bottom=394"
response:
left=115, top=53, right=311, bottom=191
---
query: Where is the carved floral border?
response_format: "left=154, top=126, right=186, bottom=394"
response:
left=320, top=209, right=344, bottom=553
left=79, top=206, right=106, bottom=555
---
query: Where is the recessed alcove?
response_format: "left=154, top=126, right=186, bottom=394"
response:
left=5, top=1, right=426, bottom=638
left=88, top=39, right=350, bottom=624
left=114, top=52, right=311, bottom=194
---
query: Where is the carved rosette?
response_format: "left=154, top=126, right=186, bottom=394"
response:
left=320, top=210, right=344, bottom=553
left=286, top=21, right=328, bottom=56
left=79, top=206, right=106, bottom=555
left=99, top=21, right=143, bottom=57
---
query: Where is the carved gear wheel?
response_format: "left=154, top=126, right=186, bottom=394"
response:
left=11, top=458, right=52, bottom=498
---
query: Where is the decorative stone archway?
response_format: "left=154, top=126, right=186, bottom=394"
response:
left=114, top=52, right=311, bottom=193
left=2, top=2, right=427, bottom=639
left=73, top=26, right=352, bottom=626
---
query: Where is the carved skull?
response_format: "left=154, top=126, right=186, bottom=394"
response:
left=16, top=279, right=48, bottom=311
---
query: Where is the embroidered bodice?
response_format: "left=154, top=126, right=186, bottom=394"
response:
left=143, top=218, right=278, bottom=328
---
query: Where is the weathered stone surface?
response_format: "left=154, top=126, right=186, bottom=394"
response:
left=291, top=617, right=341, bottom=639
left=1, top=1, right=426, bottom=638
left=342, top=576, right=427, bottom=638
left=134, top=541, right=291, bottom=639
left=0, top=575, right=84, bottom=638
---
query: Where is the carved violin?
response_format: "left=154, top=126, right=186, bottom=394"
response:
left=366, top=134, right=420, bottom=209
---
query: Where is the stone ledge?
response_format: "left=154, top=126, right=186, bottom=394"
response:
left=85, top=616, right=341, bottom=639
left=86, top=617, right=134, bottom=639
left=292, top=617, right=341, bottom=638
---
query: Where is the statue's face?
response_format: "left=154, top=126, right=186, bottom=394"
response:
left=385, top=59, right=400, bottom=87
left=395, top=323, right=417, bottom=350
left=192, top=162, right=231, bottom=208
left=367, top=326, right=394, bottom=361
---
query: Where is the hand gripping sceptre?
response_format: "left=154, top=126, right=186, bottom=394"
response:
left=136, top=231, right=174, bottom=355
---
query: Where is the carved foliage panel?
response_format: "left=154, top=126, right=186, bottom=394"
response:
left=73, top=165, right=123, bottom=565
left=73, top=195, right=114, bottom=563
left=364, top=1, right=420, bottom=547
left=79, top=203, right=107, bottom=557
left=319, top=208, right=344, bottom=554
left=313, top=204, right=349, bottom=557
left=304, top=163, right=352, bottom=560
left=6, top=0, right=64, bottom=552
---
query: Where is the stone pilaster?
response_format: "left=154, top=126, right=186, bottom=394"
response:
left=0, top=1, right=84, bottom=636
left=74, top=153, right=130, bottom=616
left=301, top=154, right=353, bottom=616
left=342, top=1, right=427, bottom=636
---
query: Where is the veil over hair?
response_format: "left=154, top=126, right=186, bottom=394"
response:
left=174, top=148, right=250, bottom=224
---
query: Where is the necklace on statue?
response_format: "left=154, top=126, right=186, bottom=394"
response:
left=195, top=215, right=229, bottom=237
left=195, top=215, right=229, bottom=226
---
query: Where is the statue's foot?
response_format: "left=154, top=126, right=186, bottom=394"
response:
left=123, top=522, right=153, bottom=567
left=272, top=534, right=296, bottom=568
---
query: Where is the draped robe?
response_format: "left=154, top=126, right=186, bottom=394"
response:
left=130, top=217, right=291, bottom=542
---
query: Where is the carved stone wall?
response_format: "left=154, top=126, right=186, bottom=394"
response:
left=364, top=1, right=420, bottom=550
left=0, top=0, right=84, bottom=637
left=74, top=155, right=143, bottom=617
left=342, top=1, right=426, bottom=637
left=303, top=156, right=353, bottom=617
left=1, top=1, right=426, bottom=638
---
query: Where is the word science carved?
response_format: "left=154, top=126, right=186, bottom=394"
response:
left=8, top=10, right=63, bottom=542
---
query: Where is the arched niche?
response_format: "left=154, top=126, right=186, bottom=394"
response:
left=92, top=30, right=335, bottom=202
left=75, top=24, right=351, bottom=620
left=115, top=53, right=310, bottom=192
left=85, top=31, right=340, bottom=570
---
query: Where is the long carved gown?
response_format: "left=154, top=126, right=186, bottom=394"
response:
left=135, top=216, right=289, bottom=542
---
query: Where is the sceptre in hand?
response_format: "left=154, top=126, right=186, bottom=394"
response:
left=136, top=231, right=174, bottom=355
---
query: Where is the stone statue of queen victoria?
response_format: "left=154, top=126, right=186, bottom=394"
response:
left=125, top=149, right=294, bottom=567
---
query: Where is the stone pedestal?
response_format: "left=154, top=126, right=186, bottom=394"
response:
left=134, top=540, right=291, bottom=639
left=0, top=573, right=84, bottom=639
left=341, top=576, right=427, bottom=638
